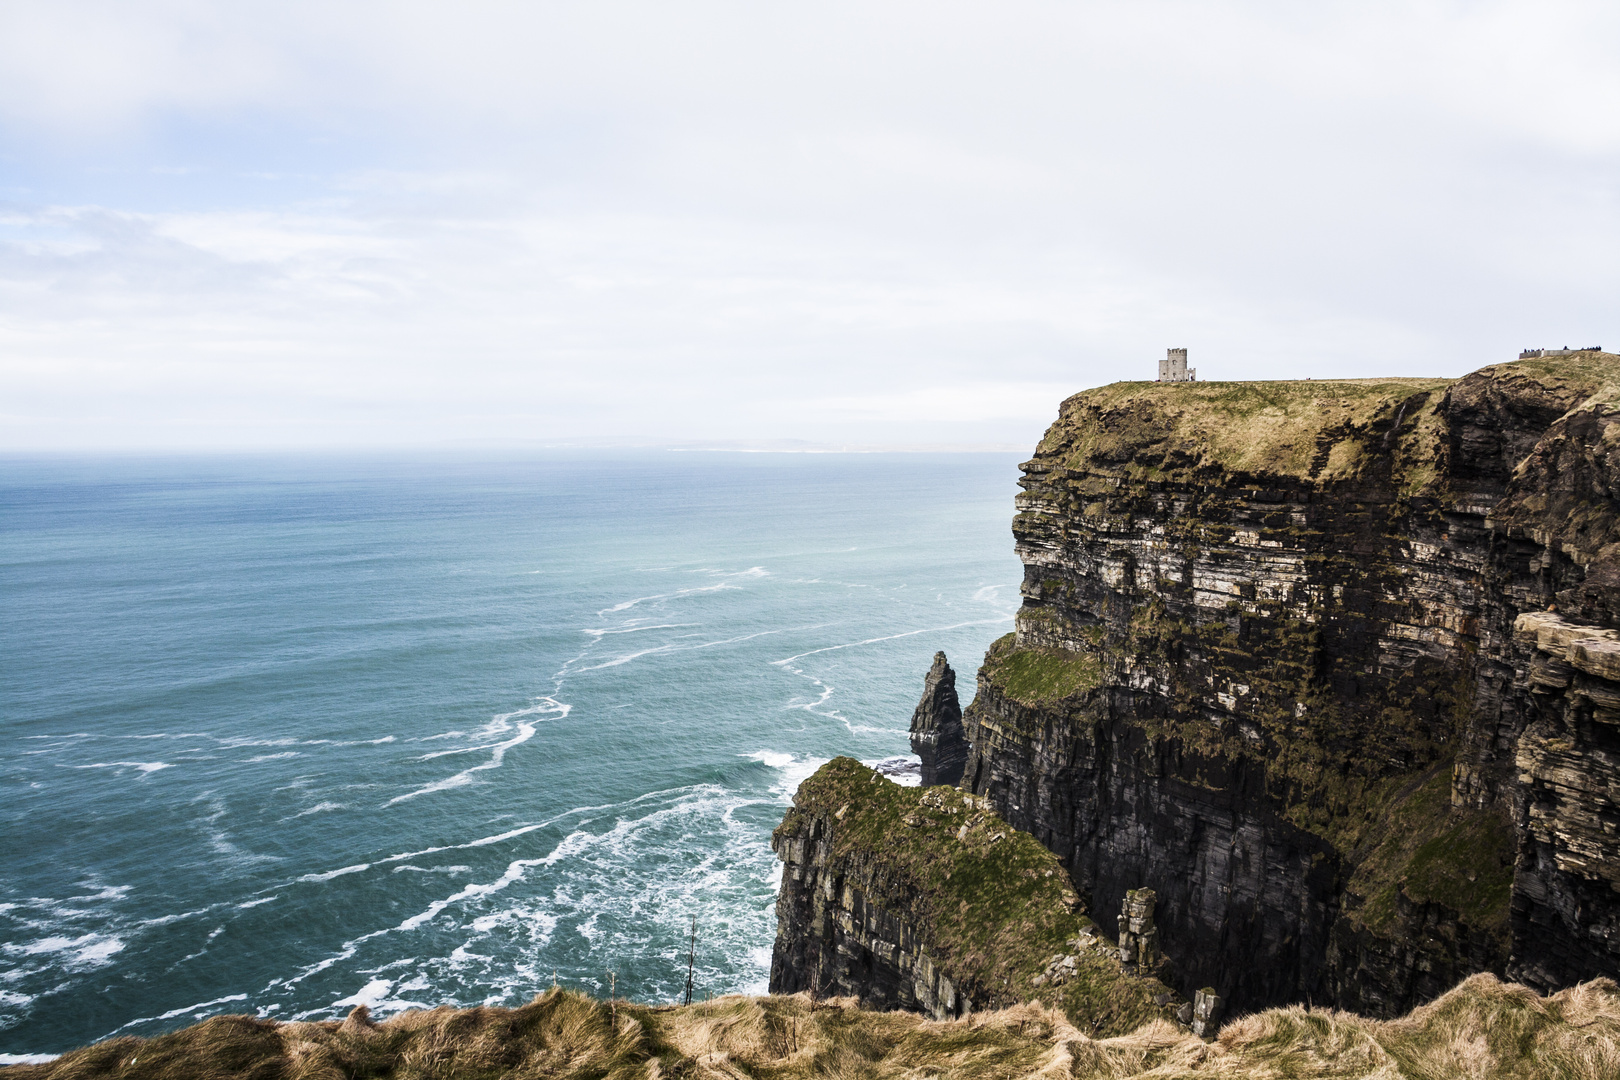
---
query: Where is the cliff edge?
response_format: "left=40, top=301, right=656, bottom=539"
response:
left=955, top=350, right=1620, bottom=1016
left=768, top=757, right=1180, bottom=1035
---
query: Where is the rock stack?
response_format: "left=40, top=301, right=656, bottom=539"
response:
left=909, top=652, right=967, bottom=787
left=1191, top=987, right=1223, bottom=1037
left=1117, top=888, right=1160, bottom=969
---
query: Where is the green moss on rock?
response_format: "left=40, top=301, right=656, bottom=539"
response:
left=1041, top=377, right=1454, bottom=485
left=980, top=633, right=1100, bottom=707
left=776, top=757, right=1176, bottom=1035
left=1345, top=766, right=1515, bottom=938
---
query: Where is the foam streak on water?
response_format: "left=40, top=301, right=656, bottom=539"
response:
left=0, top=452, right=1021, bottom=1055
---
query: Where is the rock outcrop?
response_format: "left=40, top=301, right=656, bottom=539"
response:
left=950, top=352, right=1620, bottom=1016
left=909, top=652, right=968, bottom=787
left=769, top=757, right=1179, bottom=1035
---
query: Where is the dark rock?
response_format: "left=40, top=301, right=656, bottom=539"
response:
left=910, top=652, right=967, bottom=787
left=950, top=353, right=1620, bottom=1016
left=768, top=758, right=1180, bottom=1034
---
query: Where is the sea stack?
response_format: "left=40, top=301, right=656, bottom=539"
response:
left=909, top=652, right=967, bottom=786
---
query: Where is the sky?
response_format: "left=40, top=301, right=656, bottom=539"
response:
left=1, top=1, right=1616, bottom=451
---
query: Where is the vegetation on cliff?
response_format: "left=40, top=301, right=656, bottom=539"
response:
left=13, top=973, right=1620, bottom=1079
left=962, top=352, right=1620, bottom=1011
left=1034, top=376, right=1454, bottom=487
left=775, top=757, right=1173, bottom=1035
left=979, top=632, right=1100, bottom=707
left=1339, top=766, right=1515, bottom=939
left=1031, top=351, right=1620, bottom=496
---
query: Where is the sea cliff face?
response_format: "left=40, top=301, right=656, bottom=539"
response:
left=768, top=757, right=1179, bottom=1036
left=953, top=353, right=1620, bottom=1016
left=910, top=651, right=967, bottom=787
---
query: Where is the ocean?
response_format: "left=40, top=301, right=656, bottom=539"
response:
left=0, top=451, right=1024, bottom=1058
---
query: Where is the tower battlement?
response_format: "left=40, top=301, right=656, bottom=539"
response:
left=1158, top=348, right=1196, bottom=382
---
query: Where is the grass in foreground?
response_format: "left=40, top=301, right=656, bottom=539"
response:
left=10, top=973, right=1620, bottom=1079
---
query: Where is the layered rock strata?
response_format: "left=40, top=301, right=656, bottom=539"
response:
left=953, top=353, right=1620, bottom=1015
left=769, top=757, right=1178, bottom=1035
left=909, top=652, right=968, bottom=787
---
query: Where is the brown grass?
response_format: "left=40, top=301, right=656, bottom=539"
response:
left=10, top=973, right=1620, bottom=1079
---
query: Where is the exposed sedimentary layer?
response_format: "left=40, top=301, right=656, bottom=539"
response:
left=909, top=651, right=968, bottom=787
left=768, top=757, right=1178, bottom=1036
left=948, top=353, right=1620, bottom=1016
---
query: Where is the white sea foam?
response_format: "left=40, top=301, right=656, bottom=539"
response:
left=298, top=864, right=370, bottom=884
left=868, top=755, right=922, bottom=786
left=770, top=667, right=890, bottom=736
left=3, top=933, right=126, bottom=970
left=71, top=761, right=173, bottom=774
left=329, top=979, right=394, bottom=1010
left=197, top=794, right=282, bottom=867
left=0, top=1054, right=58, bottom=1066
left=268, top=775, right=789, bottom=1014
left=384, top=699, right=566, bottom=807
left=575, top=628, right=789, bottom=672
left=593, top=568, right=768, bottom=616
left=109, top=993, right=252, bottom=1033
left=394, top=854, right=554, bottom=933
left=246, top=752, right=300, bottom=762
left=64, top=884, right=132, bottom=904
left=309, top=977, right=432, bottom=1020
left=292, top=802, right=345, bottom=818
left=770, top=616, right=1011, bottom=665
left=580, top=623, right=696, bottom=638
left=238, top=896, right=278, bottom=908
left=742, top=751, right=829, bottom=800
left=135, top=906, right=213, bottom=928
left=302, top=736, right=397, bottom=746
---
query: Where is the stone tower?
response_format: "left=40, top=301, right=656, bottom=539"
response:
left=1158, top=348, right=1196, bottom=382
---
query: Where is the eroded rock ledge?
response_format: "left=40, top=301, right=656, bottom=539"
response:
left=768, top=757, right=1178, bottom=1036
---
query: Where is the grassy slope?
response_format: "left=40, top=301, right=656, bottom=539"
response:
left=979, top=632, right=1100, bottom=707
left=778, top=758, right=1173, bottom=1035
left=1040, top=376, right=1455, bottom=485
left=12, top=974, right=1620, bottom=1080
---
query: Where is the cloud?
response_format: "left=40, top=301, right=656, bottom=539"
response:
left=0, top=2, right=1616, bottom=449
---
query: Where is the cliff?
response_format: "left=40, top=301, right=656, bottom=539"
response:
left=768, top=757, right=1180, bottom=1035
left=953, top=351, right=1620, bottom=1016
left=909, top=651, right=967, bottom=786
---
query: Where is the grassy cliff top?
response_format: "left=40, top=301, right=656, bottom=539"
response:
left=1038, top=376, right=1453, bottom=482
left=12, top=973, right=1620, bottom=1080
left=1475, top=350, right=1620, bottom=409
left=1035, top=351, right=1620, bottom=486
left=778, top=757, right=1173, bottom=1035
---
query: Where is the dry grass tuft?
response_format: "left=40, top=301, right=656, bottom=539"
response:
left=9, top=973, right=1620, bottom=1079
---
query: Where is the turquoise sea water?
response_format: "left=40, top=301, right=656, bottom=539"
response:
left=0, top=452, right=1023, bottom=1057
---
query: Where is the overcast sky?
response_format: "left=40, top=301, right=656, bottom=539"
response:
left=2, top=1, right=1616, bottom=451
